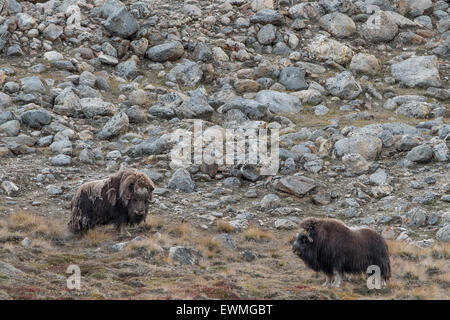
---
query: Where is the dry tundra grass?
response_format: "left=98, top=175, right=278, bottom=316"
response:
left=0, top=211, right=448, bottom=300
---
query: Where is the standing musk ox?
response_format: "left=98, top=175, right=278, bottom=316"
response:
left=292, top=217, right=391, bottom=287
left=68, top=169, right=155, bottom=233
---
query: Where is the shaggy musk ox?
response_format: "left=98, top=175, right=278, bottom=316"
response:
left=292, top=217, right=391, bottom=287
left=68, top=169, right=155, bottom=233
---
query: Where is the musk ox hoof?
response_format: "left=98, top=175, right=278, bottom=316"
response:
left=332, top=273, right=343, bottom=288
left=322, top=275, right=333, bottom=287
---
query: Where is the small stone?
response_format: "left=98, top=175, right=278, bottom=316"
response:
left=21, top=237, right=32, bottom=248
left=169, top=246, right=197, bottom=265
left=1, top=181, right=19, bottom=196
left=242, top=250, right=256, bottom=262
left=212, top=233, right=235, bottom=249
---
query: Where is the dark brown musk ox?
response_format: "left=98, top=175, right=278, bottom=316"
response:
left=292, top=217, right=391, bottom=287
left=68, top=168, right=155, bottom=233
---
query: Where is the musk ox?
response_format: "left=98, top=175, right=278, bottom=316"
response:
left=68, top=168, right=155, bottom=233
left=292, top=217, right=391, bottom=287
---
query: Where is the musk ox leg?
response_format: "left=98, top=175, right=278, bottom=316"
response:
left=322, top=274, right=333, bottom=287
left=332, top=273, right=343, bottom=288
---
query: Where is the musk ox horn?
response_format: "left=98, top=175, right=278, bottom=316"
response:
left=119, top=174, right=137, bottom=205
left=300, top=228, right=313, bottom=242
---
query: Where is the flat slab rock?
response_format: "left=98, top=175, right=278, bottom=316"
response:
left=275, top=175, right=317, bottom=197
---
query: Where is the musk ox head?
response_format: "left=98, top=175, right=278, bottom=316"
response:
left=116, top=170, right=155, bottom=220
left=292, top=218, right=316, bottom=258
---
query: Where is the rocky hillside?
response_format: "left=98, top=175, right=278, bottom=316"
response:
left=0, top=0, right=449, bottom=299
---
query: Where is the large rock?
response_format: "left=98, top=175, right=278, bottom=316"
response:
left=307, top=35, right=354, bottom=65
left=436, top=224, right=450, bottom=242
left=217, top=98, right=269, bottom=120
left=101, top=0, right=124, bottom=18
left=145, top=41, right=184, bottom=62
left=362, top=11, right=398, bottom=43
left=212, top=233, right=236, bottom=249
left=406, top=144, right=433, bottom=163
left=175, top=88, right=214, bottom=120
left=0, top=92, right=12, bottom=108
left=115, top=58, right=139, bottom=79
left=275, top=175, right=317, bottom=197
left=257, top=24, right=276, bottom=45
left=1, top=181, right=19, bottom=196
left=274, top=219, right=297, bottom=230
left=325, top=71, right=362, bottom=100
left=43, top=24, right=63, bottom=41
left=320, top=0, right=357, bottom=13
left=54, top=89, right=82, bottom=117
left=96, top=112, right=129, bottom=140
left=148, top=92, right=182, bottom=119
left=131, top=135, right=173, bottom=156
left=169, top=246, right=197, bottom=265
left=350, top=53, right=380, bottom=75
left=255, top=90, right=302, bottom=114
left=405, top=0, right=433, bottom=17
left=166, top=60, right=203, bottom=87
left=278, top=67, right=308, bottom=91
left=251, top=0, right=274, bottom=11
left=319, top=12, right=356, bottom=38
left=104, top=7, right=138, bottom=38
left=342, top=153, right=370, bottom=174
left=50, top=154, right=71, bottom=166
left=168, top=168, right=196, bottom=193
left=432, top=142, right=449, bottom=162
left=80, top=98, right=116, bottom=118
left=16, top=13, right=36, bottom=30
left=250, top=8, right=284, bottom=25
left=391, top=56, right=441, bottom=88
left=20, top=76, right=45, bottom=93
left=0, top=120, right=20, bottom=137
left=21, top=109, right=52, bottom=129
left=334, top=135, right=382, bottom=161
left=395, top=101, right=431, bottom=118
left=289, top=2, right=324, bottom=20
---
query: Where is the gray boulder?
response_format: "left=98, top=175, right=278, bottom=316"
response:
left=325, top=71, right=362, bottom=100
left=168, top=169, right=196, bottom=193
left=145, top=41, right=184, bottom=62
left=255, top=90, right=302, bottom=114
left=175, top=88, right=214, bottom=120
left=362, top=11, right=398, bottom=43
left=257, top=24, right=276, bottom=45
left=391, top=56, right=441, bottom=88
left=21, top=109, right=52, bottom=129
left=166, top=60, right=203, bottom=87
left=278, top=67, right=308, bottom=91
left=217, top=97, right=269, bottom=120
left=97, top=112, right=129, bottom=140
left=319, top=12, right=356, bottom=38
left=334, top=135, right=382, bottom=160
left=406, top=144, right=433, bottom=163
left=80, top=98, right=116, bottom=118
left=436, top=224, right=450, bottom=242
left=169, top=246, right=197, bottom=265
left=104, top=7, right=138, bottom=38
left=20, top=76, right=45, bottom=93
left=250, top=8, right=284, bottom=25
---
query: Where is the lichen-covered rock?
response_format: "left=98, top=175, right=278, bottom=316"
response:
left=391, top=56, right=441, bottom=88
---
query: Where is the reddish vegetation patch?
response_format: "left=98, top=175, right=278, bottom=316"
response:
left=2, top=286, right=44, bottom=300
left=193, top=280, right=242, bottom=300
